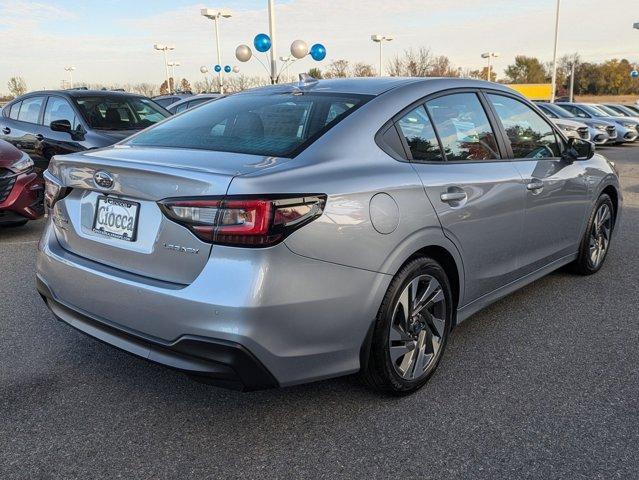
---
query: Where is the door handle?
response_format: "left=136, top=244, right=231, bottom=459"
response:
left=440, top=191, right=467, bottom=203
left=1, top=127, right=9, bottom=134
left=35, top=134, right=44, bottom=141
left=526, top=179, right=544, bottom=193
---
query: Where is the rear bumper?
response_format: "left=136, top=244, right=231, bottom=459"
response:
left=37, top=223, right=390, bottom=387
left=37, top=276, right=278, bottom=391
left=0, top=171, right=44, bottom=222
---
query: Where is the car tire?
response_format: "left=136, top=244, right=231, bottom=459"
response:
left=572, top=193, right=615, bottom=275
left=362, top=257, right=453, bottom=395
left=0, top=219, right=28, bottom=228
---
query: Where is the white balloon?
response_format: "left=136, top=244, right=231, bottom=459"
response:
left=200, top=66, right=209, bottom=74
left=290, top=40, right=309, bottom=60
left=232, top=66, right=240, bottom=73
left=235, top=44, right=252, bottom=62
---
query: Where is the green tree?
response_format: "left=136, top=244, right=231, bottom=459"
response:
left=504, top=56, right=548, bottom=83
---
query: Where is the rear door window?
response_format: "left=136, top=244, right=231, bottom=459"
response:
left=487, top=94, right=561, bottom=159
left=396, top=106, right=443, bottom=162
left=17, top=96, right=45, bottom=124
left=8, top=101, right=22, bottom=120
left=426, top=92, right=500, bottom=161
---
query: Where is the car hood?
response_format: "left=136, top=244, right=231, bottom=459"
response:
left=580, top=118, right=616, bottom=128
left=600, top=116, right=638, bottom=125
left=0, top=139, right=23, bottom=167
left=550, top=118, right=587, bottom=128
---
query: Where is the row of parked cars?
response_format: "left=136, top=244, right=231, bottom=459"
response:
left=0, top=89, right=221, bottom=226
left=0, top=85, right=635, bottom=228
left=536, top=101, right=639, bottom=145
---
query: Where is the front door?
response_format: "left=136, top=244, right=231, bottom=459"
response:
left=485, top=93, right=590, bottom=274
left=396, top=91, right=526, bottom=305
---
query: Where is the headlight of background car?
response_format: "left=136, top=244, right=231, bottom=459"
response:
left=557, top=124, right=577, bottom=132
left=595, top=124, right=607, bottom=131
left=624, top=123, right=636, bottom=130
left=11, top=152, right=34, bottom=173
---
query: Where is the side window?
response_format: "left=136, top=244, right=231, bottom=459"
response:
left=174, top=102, right=189, bottom=114
left=539, top=106, right=558, bottom=119
left=8, top=101, right=22, bottom=120
left=426, top=93, right=500, bottom=161
left=43, top=97, right=77, bottom=129
left=17, top=96, right=45, bottom=124
left=487, top=94, right=561, bottom=159
left=396, top=106, right=443, bottom=162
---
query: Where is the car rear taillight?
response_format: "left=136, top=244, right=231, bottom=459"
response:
left=43, top=171, right=72, bottom=216
left=159, top=195, right=326, bottom=247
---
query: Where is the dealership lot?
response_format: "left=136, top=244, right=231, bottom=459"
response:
left=1, top=146, right=638, bottom=479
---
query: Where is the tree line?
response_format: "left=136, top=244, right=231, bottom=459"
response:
left=4, top=50, right=639, bottom=100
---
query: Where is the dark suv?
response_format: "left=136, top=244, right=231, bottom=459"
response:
left=0, top=90, right=170, bottom=170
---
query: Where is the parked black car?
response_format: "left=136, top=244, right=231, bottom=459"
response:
left=0, top=90, right=170, bottom=171
left=152, top=93, right=193, bottom=109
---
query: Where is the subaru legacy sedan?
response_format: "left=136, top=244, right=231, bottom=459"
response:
left=37, top=78, right=621, bottom=395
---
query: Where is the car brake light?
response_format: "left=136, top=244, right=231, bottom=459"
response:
left=159, top=195, right=326, bottom=247
left=43, top=170, right=72, bottom=216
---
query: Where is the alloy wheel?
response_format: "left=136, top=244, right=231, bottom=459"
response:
left=588, top=203, right=612, bottom=269
left=388, top=274, right=447, bottom=381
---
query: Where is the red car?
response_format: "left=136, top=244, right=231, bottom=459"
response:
left=0, top=139, right=43, bottom=227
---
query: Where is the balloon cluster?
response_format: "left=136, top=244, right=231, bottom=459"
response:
left=235, top=34, right=326, bottom=63
left=213, top=64, right=240, bottom=74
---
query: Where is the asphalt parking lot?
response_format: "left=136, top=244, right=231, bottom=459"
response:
left=1, top=146, right=638, bottom=480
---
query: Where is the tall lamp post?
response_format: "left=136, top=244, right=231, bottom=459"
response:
left=201, top=8, right=233, bottom=93
left=371, top=35, right=393, bottom=77
left=154, top=44, right=175, bottom=94
left=168, top=61, right=181, bottom=90
left=550, top=0, right=561, bottom=102
left=64, top=66, right=76, bottom=88
left=480, top=52, right=499, bottom=81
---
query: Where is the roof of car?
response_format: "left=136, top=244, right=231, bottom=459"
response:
left=241, top=77, right=514, bottom=97
left=18, top=89, right=146, bottom=99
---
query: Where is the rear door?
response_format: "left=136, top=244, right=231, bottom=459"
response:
left=485, top=93, right=589, bottom=273
left=0, top=95, right=46, bottom=170
left=35, top=95, right=87, bottom=162
left=398, top=90, right=526, bottom=305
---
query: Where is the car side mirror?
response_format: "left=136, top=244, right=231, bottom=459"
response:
left=564, top=138, right=595, bottom=162
left=50, top=119, right=72, bottom=133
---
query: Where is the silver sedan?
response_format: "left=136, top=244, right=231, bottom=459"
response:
left=38, top=78, right=622, bottom=395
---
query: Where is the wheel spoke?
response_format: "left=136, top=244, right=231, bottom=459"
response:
left=413, top=280, right=443, bottom=316
left=427, top=315, right=446, bottom=338
left=390, top=343, right=412, bottom=363
left=398, top=348, right=416, bottom=377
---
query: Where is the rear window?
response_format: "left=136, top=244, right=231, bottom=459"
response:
left=127, top=92, right=371, bottom=157
left=74, top=96, right=169, bottom=130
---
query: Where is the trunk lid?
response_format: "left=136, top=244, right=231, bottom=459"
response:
left=49, top=146, right=291, bottom=284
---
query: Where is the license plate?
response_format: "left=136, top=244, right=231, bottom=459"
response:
left=92, top=196, right=139, bottom=242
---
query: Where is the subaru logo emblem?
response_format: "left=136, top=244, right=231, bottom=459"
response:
left=93, top=171, right=114, bottom=190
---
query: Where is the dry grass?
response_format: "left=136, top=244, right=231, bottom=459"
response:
left=575, top=94, right=639, bottom=104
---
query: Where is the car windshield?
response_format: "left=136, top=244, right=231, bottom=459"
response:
left=610, top=105, right=636, bottom=116
left=75, top=96, right=169, bottom=130
left=127, top=91, right=371, bottom=157
left=543, top=103, right=574, bottom=119
left=597, top=105, right=622, bottom=116
left=581, top=105, right=610, bottom=117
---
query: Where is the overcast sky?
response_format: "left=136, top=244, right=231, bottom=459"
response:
left=1, top=0, right=638, bottom=93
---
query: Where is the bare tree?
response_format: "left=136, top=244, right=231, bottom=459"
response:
left=352, top=63, right=376, bottom=77
left=430, top=56, right=460, bottom=77
left=159, top=78, right=175, bottom=95
left=325, top=59, right=350, bottom=78
left=7, top=77, right=27, bottom=98
left=133, top=83, right=158, bottom=97
left=225, top=75, right=270, bottom=93
left=388, top=48, right=434, bottom=77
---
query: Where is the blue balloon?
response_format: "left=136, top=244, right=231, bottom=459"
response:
left=310, top=43, right=326, bottom=61
left=214, top=64, right=222, bottom=73
left=254, top=33, right=272, bottom=53
left=631, top=70, right=639, bottom=78
left=224, top=65, right=232, bottom=73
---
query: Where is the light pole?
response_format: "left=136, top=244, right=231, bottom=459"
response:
left=550, top=0, right=561, bottom=102
left=168, top=61, right=181, bottom=90
left=480, top=52, right=499, bottom=81
left=201, top=8, right=232, bottom=93
left=267, top=0, right=278, bottom=84
left=154, top=44, right=175, bottom=94
left=64, top=66, right=76, bottom=88
left=371, top=35, right=393, bottom=77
